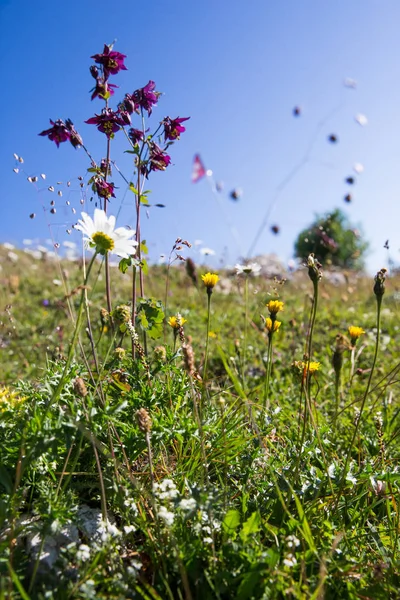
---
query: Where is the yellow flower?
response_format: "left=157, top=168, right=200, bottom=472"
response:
left=266, top=300, right=284, bottom=315
left=265, top=318, right=281, bottom=333
left=168, top=315, right=187, bottom=329
left=303, top=361, right=320, bottom=373
left=201, top=272, right=219, bottom=290
left=348, top=326, right=365, bottom=345
left=208, top=331, right=217, bottom=338
left=0, top=387, right=26, bottom=413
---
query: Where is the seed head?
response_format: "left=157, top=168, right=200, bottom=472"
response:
left=136, top=408, right=152, bottom=433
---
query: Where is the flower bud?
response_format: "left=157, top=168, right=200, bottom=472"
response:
left=90, top=65, right=99, bottom=79
left=374, top=268, right=387, bottom=300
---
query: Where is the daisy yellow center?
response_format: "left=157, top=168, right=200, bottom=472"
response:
left=92, top=231, right=115, bottom=253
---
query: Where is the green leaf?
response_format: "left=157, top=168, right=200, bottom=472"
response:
left=140, top=195, right=149, bottom=205
left=222, top=509, right=241, bottom=534
left=135, top=297, right=165, bottom=340
left=129, top=183, right=139, bottom=195
left=140, top=241, right=149, bottom=255
left=141, top=258, right=149, bottom=275
left=118, top=257, right=132, bottom=274
left=240, top=510, right=261, bottom=543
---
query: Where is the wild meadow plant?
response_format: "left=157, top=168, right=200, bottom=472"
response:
left=2, top=43, right=400, bottom=599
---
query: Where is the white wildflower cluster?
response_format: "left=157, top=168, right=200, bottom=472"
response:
left=286, top=534, right=300, bottom=549
left=193, top=510, right=221, bottom=541
left=283, top=554, right=297, bottom=567
left=153, top=478, right=179, bottom=501
left=153, top=479, right=180, bottom=528
left=178, top=497, right=197, bottom=514
left=76, top=543, right=91, bottom=562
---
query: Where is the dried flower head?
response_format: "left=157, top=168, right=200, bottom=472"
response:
left=136, top=408, right=152, bottom=433
left=113, top=304, right=132, bottom=325
left=73, top=377, right=88, bottom=398
left=114, top=347, right=126, bottom=360
left=154, top=345, right=167, bottom=362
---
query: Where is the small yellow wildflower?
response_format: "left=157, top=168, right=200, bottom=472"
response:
left=348, top=326, right=365, bottom=345
left=265, top=318, right=281, bottom=333
left=0, top=387, right=26, bottom=413
left=303, top=361, right=320, bottom=373
left=201, top=272, right=219, bottom=291
left=168, top=315, right=187, bottom=329
left=266, top=300, right=284, bottom=315
left=208, top=331, right=217, bottom=338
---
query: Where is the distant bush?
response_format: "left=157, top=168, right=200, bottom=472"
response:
left=294, top=208, right=369, bottom=268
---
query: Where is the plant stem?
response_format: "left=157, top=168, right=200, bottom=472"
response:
left=333, top=296, right=382, bottom=513
left=51, top=253, right=97, bottom=406
left=203, top=292, right=212, bottom=381
left=263, top=334, right=273, bottom=410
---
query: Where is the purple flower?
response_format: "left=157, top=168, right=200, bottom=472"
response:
left=149, top=143, right=171, bottom=172
left=91, top=44, right=127, bottom=78
left=128, top=128, right=144, bottom=146
left=39, top=119, right=70, bottom=147
left=132, top=81, right=160, bottom=116
left=118, top=110, right=131, bottom=125
left=93, top=178, right=115, bottom=199
left=65, top=119, right=83, bottom=148
left=121, top=93, right=136, bottom=114
left=91, top=80, right=118, bottom=101
left=85, top=109, right=126, bottom=138
left=163, top=117, right=190, bottom=141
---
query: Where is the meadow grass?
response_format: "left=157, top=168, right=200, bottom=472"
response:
left=1, top=244, right=400, bottom=599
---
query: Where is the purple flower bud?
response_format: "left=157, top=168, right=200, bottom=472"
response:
left=65, top=119, right=83, bottom=148
left=93, top=177, right=116, bottom=199
left=148, top=142, right=171, bottom=172
left=90, top=65, right=99, bottom=79
left=118, top=110, right=131, bottom=125
left=122, top=93, right=136, bottom=114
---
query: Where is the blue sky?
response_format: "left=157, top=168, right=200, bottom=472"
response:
left=2, top=0, right=400, bottom=273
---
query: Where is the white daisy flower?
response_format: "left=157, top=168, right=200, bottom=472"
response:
left=75, top=209, right=138, bottom=258
left=235, top=262, right=261, bottom=276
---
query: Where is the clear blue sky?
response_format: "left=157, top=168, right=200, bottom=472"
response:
left=2, top=0, right=400, bottom=273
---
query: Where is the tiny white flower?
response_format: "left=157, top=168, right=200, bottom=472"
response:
left=76, top=544, right=91, bottom=561
left=75, top=209, right=138, bottom=258
left=200, top=247, right=216, bottom=256
left=283, top=553, right=297, bottom=567
left=179, top=498, right=197, bottom=513
left=235, top=262, right=261, bottom=276
left=124, top=525, right=136, bottom=534
left=203, top=536, right=213, bottom=544
left=158, top=505, right=175, bottom=526
left=328, top=464, right=336, bottom=478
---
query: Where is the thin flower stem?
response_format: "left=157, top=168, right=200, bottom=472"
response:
left=51, top=253, right=97, bottom=406
left=242, top=276, right=249, bottom=387
left=203, top=292, right=212, bottom=381
left=263, top=334, right=273, bottom=410
left=333, top=297, right=382, bottom=513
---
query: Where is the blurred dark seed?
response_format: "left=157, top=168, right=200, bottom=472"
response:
left=29, top=213, right=35, bottom=219
left=345, top=176, right=355, bottom=185
left=344, top=194, right=352, bottom=203
left=50, top=208, right=56, bottom=214
left=328, top=134, right=338, bottom=143
left=293, top=106, right=301, bottom=116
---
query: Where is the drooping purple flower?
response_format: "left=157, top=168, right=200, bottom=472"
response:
left=39, top=119, right=70, bottom=147
left=128, top=128, right=144, bottom=146
left=121, top=93, right=136, bottom=114
left=91, top=44, right=127, bottom=78
left=132, top=81, right=160, bottom=116
left=65, top=119, right=83, bottom=148
left=91, top=80, right=118, bottom=101
left=85, top=109, right=126, bottom=138
left=118, top=110, right=131, bottom=125
left=92, top=177, right=116, bottom=199
left=163, top=116, right=190, bottom=141
left=148, top=143, right=171, bottom=172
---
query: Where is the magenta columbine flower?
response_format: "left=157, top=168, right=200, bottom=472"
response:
left=149, top=143, right=171, bottom=172
left=121, top=93, right=136, bottom=114
left=132, top=81, right=160, bottom=115
left=163, top=117, right=190, bottom=141
left=85, top=109, right=126, bottom=138
left=91, top=80, right=118, bottom=101
left=39, top=119, right=70, bottom=147
left=128, top=128, right=144, bottom=146
left=91, top=44, right=127, bottom=78
left=93, top=178, right=115, bottom=199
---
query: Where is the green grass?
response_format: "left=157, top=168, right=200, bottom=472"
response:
left=1, top=245, right=400, bottom=599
